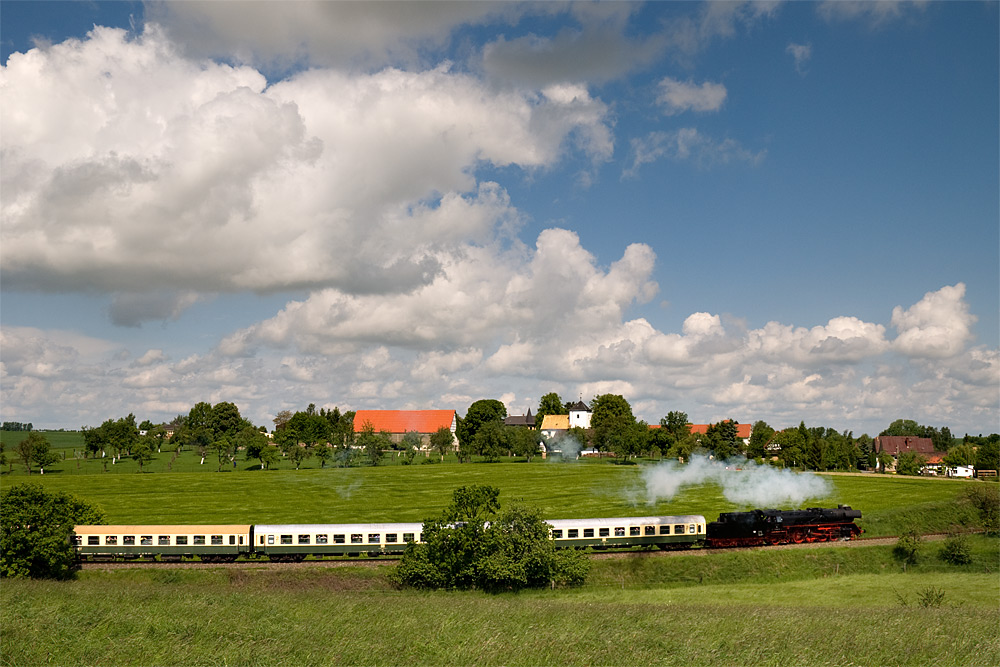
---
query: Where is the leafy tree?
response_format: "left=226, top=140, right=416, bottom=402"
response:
left=770, top=429, right=805, bottom=468
left=746, top=420, right=775, bottom=459
left=314, top=443, right=332, bottom=468
left=893, top=529, right=922, bottom=566
left=393, top=485, right=588, bottom=592
left=430, top=426, right=455, bottom=462
left=590, top=394, right=636, bottom=456
left=15, top=433, right=60, bottom=475
left=210, top=402, right=244, bottom=440
left=535, top=392, right=567, bottom=429
left=288, top=445, right=311, bottom=470
left=272, top=410, right=293, bottom=432
left=1, top=483, right=106, bottom=579
left=942, top=444, right=977, bottom=468
left=703, top=420, right=741, bottom=461
left=474, top=420, right=507, bottom=462
left=975, top=438, right=1000, bottom=472
left=138, top=419, right=155, bottom=432
left=456, top=399, right=507, bottom=449
left=881, top=419, right=923, bottom=437
left=939, top=533, right=972, bottom=565
left=131, top=437, right=154, bottom=472
left=241, top=428, right=277, bottom=470
left=355, top=421, right=389, bottom=466
left=509, top=427, right=540, bottom=461
left=895, top=451, right=927, bottom=476
left=212, top=435, right=235, bottom=472
left=400, top=431, right=422, bottom=465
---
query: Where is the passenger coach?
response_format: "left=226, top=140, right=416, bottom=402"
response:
left=547, top=515, right=706, bottom=550
left=73, top=525, right=252, bottom=562
left=253, top=523, right=425, bottom=560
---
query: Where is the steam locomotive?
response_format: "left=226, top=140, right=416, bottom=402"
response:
left=705, top=505, right=863, bottom=548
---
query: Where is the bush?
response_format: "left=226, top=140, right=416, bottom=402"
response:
left=893, top=529, right=922, bottom=566
left=939, top=533, right=973, bottom=565
left=963, top=485, right=999, bottom=535
left=393, top=485, right=590, bottom=593
left=1, top=483, right=106, bottom=579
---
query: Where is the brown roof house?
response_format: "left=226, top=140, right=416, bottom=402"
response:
left=874, top=435, right=944, bottom=473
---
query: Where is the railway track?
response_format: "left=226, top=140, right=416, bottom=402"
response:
left=80, top=532, right=957, bottom=569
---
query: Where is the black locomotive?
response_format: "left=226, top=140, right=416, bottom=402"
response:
left=705, top=505, right=862, bottom=548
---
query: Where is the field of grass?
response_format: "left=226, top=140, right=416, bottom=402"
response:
left=1, top=454, right=987, bottom=536
left=3, top=539, right=997, bottom=666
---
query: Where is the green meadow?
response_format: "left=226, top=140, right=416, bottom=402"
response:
left=0, top=450, right=986, bottom=536
left=2, top=539, right=997, bottom=666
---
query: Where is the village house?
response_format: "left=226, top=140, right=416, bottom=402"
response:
left=873, top=435, right=944, bottom=473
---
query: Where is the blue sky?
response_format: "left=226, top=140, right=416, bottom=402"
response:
left=1, top=1, right=997, bottom=436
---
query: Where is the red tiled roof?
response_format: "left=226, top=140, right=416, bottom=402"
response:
left=687, top=422, right=753, bottom=439
left=353, top=410, right=456, bottom=434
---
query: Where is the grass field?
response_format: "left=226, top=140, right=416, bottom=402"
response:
left=2, top=539, right=997, bottom=666
left=0, top=457, right=987, bottom=536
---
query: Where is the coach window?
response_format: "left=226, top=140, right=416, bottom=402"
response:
left=385, top=534, right=397, bottom=543
left=73, top=536, right=82, bottom=546
left=613, top=527, right=624, bottom=537
left=298, top=535, right=310, bottom=545
left=280, top=535, right=293, bottom=545
left=351, top=534, right=363, bottom=544
left=368, top=534, right=380, bottom=544
left=230, top=536, right=236, bottom=546
left=87, top=536, right=100, bottom=546
left=176, top=536, right=188, bottom=546
left=688, top=524, right=695, bottom=534
left=158, top=536, right=171, bottom=546
left=568, top=529, right=579, bottom=538
left=211, top=535, right=224, bottom=546
left=334, top=534, right=345, bottom=544
left=674, top=525, right=684, bottom=535
left=402, top=533, right=414, bottom=543
left=600, top=528, right=611, bottom=537
left=660, top=526, right=670, bottom=535
left=551, top=529, right=563, bottom=539
left=141, top=536, right=153, bottom=546
left=583, top=528, right=594, bottom=538
left=630, top=527, right=641, bottom=536
left=106, top=536, right=118, bottom=545
left=316, top=534, right=329, bottom=545
left=194, top=536, right=206, bottom=545
left=267, top=535, right=275, bottom=545
left=697, top=525, right=703, bottom=534
left=645, top=526, right=655, bottom=536
left=124, top=536, right=136, bottom=545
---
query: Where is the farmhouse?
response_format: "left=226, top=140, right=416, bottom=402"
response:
left=539, top=402, right=592, bottom=438
left=688, top=422, right=754, bottom=446
left=873, top=435, right=945, bottom=473
left=504, top=409, right=535, bottom=428
left=352, top=410, right=457, bottom=450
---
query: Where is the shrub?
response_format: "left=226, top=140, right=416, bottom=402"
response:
left=963, top=485, right=999, bottom=535
left=893, top=529, right=922, bottom=566
left=939, top=533, right=973, bottom=565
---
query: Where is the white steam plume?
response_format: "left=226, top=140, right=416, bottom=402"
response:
left=642, top=455, right=832, bottom=508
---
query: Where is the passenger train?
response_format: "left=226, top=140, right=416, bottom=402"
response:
left=72, top=508, right=861, bottom=562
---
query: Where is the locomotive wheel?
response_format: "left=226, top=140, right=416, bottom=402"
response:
left=791, top=531, right=805, bottom=544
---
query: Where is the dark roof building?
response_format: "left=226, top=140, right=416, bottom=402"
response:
left=504, top=408, right=535, bottom=428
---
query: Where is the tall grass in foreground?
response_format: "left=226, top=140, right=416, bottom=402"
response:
left=3, top=540, right=998, bottom=667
